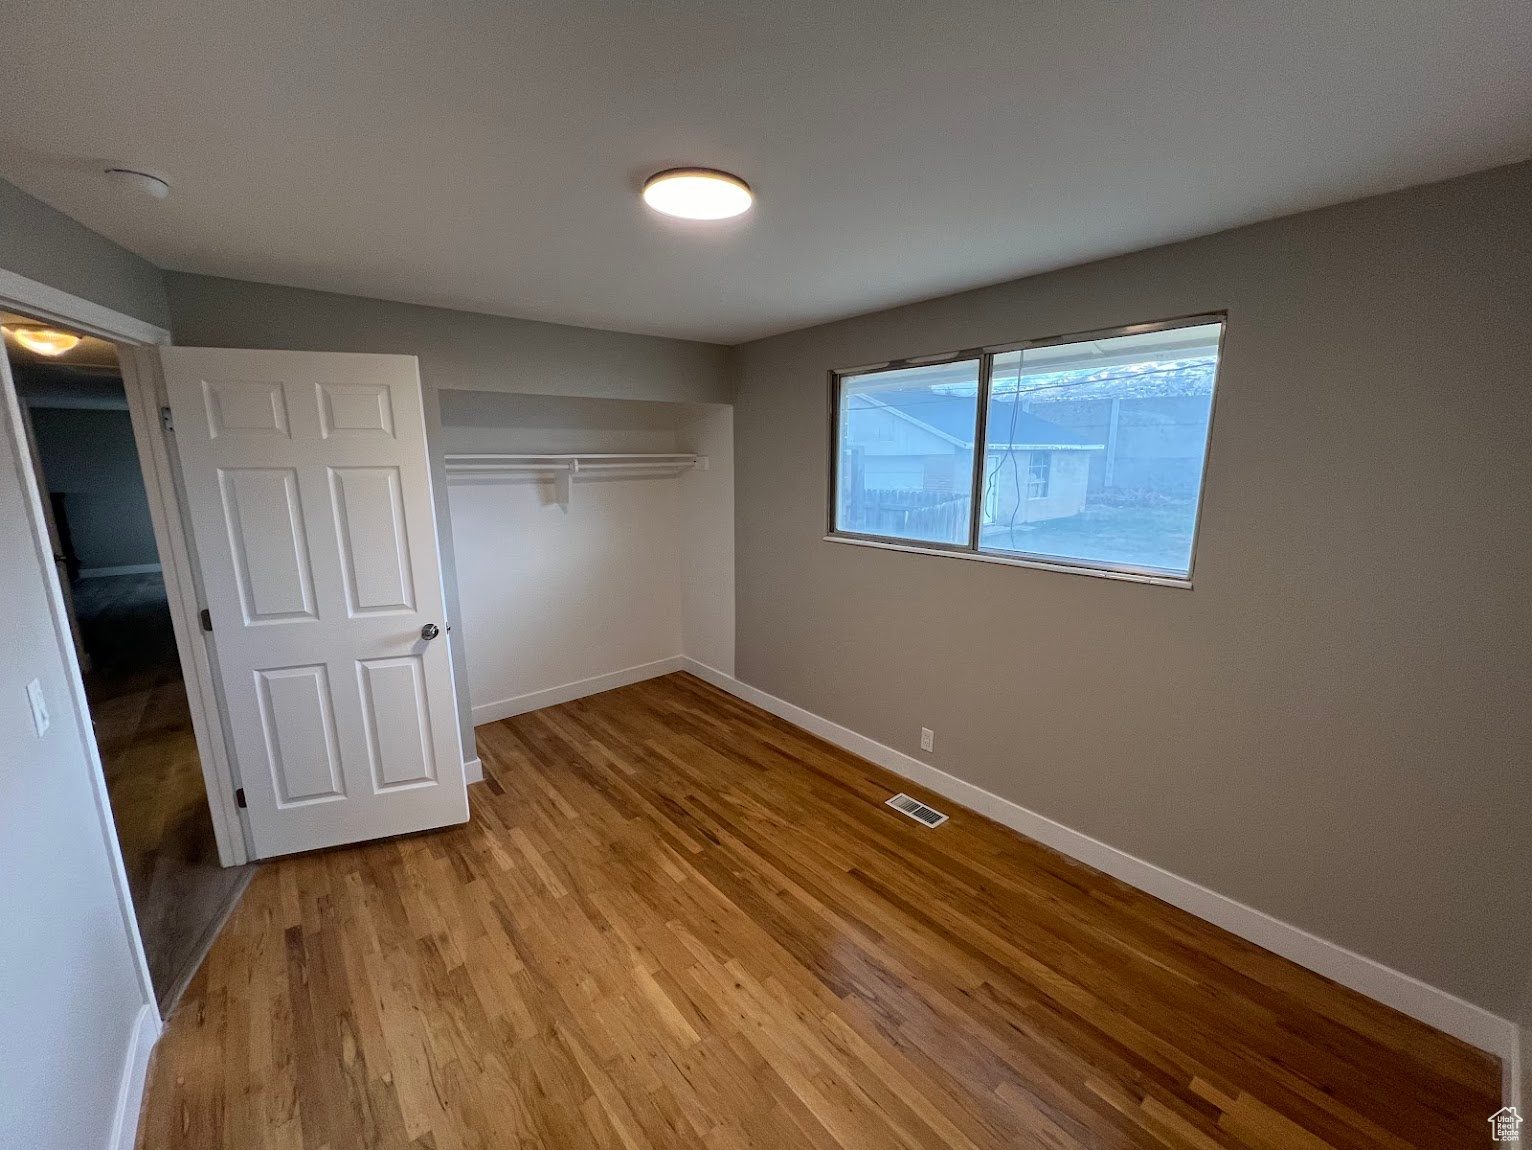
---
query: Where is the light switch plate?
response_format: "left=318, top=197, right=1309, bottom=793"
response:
left=26, top=678, right=50, bottom=737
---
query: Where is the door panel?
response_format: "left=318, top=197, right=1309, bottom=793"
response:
left=318, top=382, right=395, bottom=438
left=330, top=466, right=415, bottom=614
left=204, top=378, right=289, bottom=438
left=358, top=656, right=436, bottom=788
left=160, top=348, right=467, bottom=858
left=221, top=468, right=317, bottom=622
left=256, top=664, right=345, bottom=804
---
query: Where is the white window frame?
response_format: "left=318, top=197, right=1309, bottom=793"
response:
left=826, top=312, right=1226, bottom=588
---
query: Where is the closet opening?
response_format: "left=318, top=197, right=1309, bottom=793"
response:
left=438, top=390, right=735, bottom=727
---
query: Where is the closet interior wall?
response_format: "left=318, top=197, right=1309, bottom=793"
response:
left=440, top=390, right=733, bottom=726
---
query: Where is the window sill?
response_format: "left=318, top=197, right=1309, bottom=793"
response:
left=822, top=533, right=1194, bottom=589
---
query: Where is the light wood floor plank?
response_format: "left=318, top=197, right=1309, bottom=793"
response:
left=137, top=672, right=1499, bottom=1149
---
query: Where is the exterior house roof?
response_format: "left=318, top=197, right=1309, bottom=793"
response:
left=852, top=388, right=1104, bottom=451
left=1004, top=357, right=1217, bottom=404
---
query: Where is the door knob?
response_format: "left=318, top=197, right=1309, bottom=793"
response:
left=420, top=623, right=440, bottom=641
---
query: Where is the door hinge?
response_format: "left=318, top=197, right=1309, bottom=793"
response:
left=200, top=607, right=213, bottom=632
left=235, top=787, right=247, bottom=809
left=160, top=405, right=174, bottom=433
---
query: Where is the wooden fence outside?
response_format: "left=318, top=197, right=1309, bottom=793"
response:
left=843, top=487, right=971, bottom=540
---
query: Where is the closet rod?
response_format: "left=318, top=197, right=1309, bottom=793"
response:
left=442, top=451, right=706, bottom=506
left=443, top=452, right=704, bottom=474
left=447, top=465, right=698, bottom=474
left=447, top=463, right=697, bottom=473
left=447, top=453, right=699, bottom=462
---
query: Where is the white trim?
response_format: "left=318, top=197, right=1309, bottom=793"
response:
left=78, top=562, right=163, bottom=579
left=0, top=267, right=171, bottom=346
left=107, top=1004, right=160, bottom=1150
left=119, top=349, right=249, bottom=867
left=471, top=656, right=685, bottom=724
left=680, top=658, right=1517, bottom=1058
left=464, top=757, right=484, bottom=784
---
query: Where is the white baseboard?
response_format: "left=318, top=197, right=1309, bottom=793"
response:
left=680, top=658, right=1516, bottom=1059
left=464, top=757, right=483, bottom=785
left=108, top=1003, right=160, bottom=1150
left=471, top=656, right=685, bottom=725
left=79, top=563, right=163, bottom=579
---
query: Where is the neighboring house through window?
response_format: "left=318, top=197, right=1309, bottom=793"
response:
left=830, top=315, right=1224, bottom=581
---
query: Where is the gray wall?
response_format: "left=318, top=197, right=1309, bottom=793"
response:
left=732, top=161, right=1532, bottom=1017
left=0, top=178, right=169, bottom=329
left=0, top=384, right=150, bottom=1150
left=164, top=272, right=732, bottom=758
left=29, top=404, right=160, bottom=572
left=1521, top=964, right=1532, bottom=1109
left=1519, top=967, right=1532, bottom=1108
left=163, top=273, right=730, bottom=404
left=0, top=178, right=162, bottom=1150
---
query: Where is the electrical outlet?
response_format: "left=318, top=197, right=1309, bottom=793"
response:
left=26, top=678, right=50, bottom=737
left=919, top=727, right=934, bottom=752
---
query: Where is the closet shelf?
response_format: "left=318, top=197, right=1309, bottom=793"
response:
left=445, top=452, right=705, bottom=476
left=444, top=452, right=706, bottom=506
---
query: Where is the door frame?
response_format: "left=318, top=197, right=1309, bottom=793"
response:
left=0, top=268, right=251, bottom=878
left=118, top=348, right=248, bottom=865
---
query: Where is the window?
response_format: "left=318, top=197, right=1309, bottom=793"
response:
left=834, top=358, right=980, bottom=546
left=1025, top=453, right=1051, bottom=500
left=830, top=316, right=1223, bottom=582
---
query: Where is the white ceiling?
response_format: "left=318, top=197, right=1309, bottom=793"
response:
left=2, top=0, right=1528, bottom=344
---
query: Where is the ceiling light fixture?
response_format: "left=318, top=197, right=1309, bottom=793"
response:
left=4, top=325, right=82, bottom=357
left=642, top=168, right=753, bottom=220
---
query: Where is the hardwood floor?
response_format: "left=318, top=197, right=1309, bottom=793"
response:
left=77, top=573, right=252, bottom=1009
left=137, top=672, right=1498, bottom=1149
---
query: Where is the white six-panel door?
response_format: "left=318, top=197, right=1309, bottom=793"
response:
left=160, top=348, right=467, bottom=859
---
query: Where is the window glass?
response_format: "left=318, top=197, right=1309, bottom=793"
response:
left=979, top=322, right=1220, bottom=576
left=835, top=359, right=980, bottom=545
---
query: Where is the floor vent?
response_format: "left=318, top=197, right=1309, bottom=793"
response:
left=886, top=793, right=948, bottom=828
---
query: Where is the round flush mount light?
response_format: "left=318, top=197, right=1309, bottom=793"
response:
left=641, top=168, right=752, bottom=220
left=104, top=167, right=171, bottom=200
left=4, top=325, right=82, bottom=357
